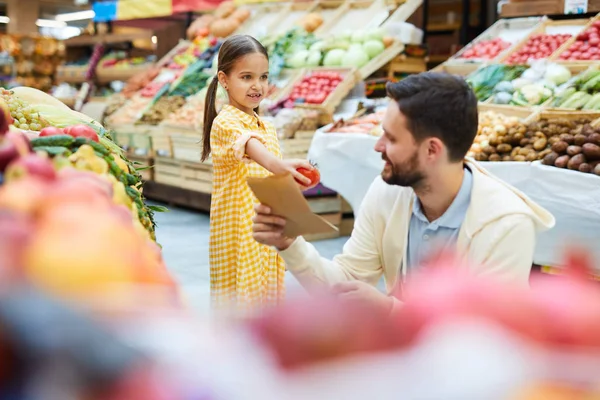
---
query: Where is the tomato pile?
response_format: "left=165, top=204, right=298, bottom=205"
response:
left=290, top=71, right=344, bottom=105
left=505, top=33, right=571, bottom=64
left=559, top=21, right=600, bottom=61
left=39, top=125, right=99, bottom=142
left=458, top=38, right=511, bottom=60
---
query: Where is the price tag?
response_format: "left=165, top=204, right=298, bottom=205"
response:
left=564, top=0, right=588, bottom=14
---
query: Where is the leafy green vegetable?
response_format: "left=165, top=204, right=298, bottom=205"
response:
left=466, top=65, right=527, bottom=101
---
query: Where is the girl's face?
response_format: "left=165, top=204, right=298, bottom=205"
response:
left=218, top=52, right=269, bottom=115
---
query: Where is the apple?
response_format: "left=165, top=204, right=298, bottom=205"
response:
left=0, top=130, right=31, bottom=172
left=5, top=153, right=56, bottom=182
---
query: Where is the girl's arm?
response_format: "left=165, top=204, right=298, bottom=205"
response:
left=246, top=138, right=312, bottom=186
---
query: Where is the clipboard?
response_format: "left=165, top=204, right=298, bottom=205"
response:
left=247, top=173, right=339, bottom=238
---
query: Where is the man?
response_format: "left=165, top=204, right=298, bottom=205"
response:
left=252, top=72, right=555, bottom=314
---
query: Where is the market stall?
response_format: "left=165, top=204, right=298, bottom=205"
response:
left=98, top=0, right=424, bottom=241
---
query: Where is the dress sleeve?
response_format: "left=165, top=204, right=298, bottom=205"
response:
left=212, top=119, right=266, bottom=165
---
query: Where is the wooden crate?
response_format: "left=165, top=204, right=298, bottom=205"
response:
left=500, top=0, right=563, bottom=18
left=171, top=134, right=203, bottom=162
left=534, top=109, right=600, bottom=126
left=317, top=0, right=389, bottom=36
left=549, top=14, right=600, bottom=66
left=295, top=67, right=360, bottom=117
left=477, top=103, right=538, bottom=121
left=381, top=0, right=423, bottom=28
left=153, top=157, right=213, bottom=194
left=432, top=62, right=480, bottom=76
left=96, top=65, right=150, bottom=84
left=448, top=17, right=544, bottom=64
left=154, top=157, right=184, bottom=187
left=280, top=135, right=314, bottom=159
left=128, top=155, right=155, bottom=182
left=267, top=68, right=306, bottom=104
left=271, top=1, right=318, bottom=35
left=498, top=18, right=590, bottom=64
left=310, top=0, right=348, bottom=36
left=236, top=2, right=291, bottom=37
left=359, top=40, right=405, bottom=80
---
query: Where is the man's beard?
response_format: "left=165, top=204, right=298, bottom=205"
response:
left=381, top=151, right=425, bottom=188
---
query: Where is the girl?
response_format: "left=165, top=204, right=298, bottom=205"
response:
left=202, top=35, right=313, bottom=311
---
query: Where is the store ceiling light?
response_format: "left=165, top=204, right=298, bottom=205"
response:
left=55, top=10, right=95, bottom=22
left=0, top=16, right=10, bottom=24
left=36, top=19, right=67, bottom=28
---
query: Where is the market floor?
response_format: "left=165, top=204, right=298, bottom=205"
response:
left=152, top=201, right=347, bottom=314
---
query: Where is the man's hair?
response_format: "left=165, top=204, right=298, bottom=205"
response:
left=386, top=72, right=478, bottom=162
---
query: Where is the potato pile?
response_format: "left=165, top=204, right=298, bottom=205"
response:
left=469, top=111, right=552, bottom=162
left=539, top=119, right=600, bottom=175
left=470, top=111, right=600, bottom=175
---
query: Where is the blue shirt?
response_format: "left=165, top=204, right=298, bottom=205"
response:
left=405, top=167, right=473, bottom=271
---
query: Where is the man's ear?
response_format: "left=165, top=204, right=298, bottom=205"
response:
left=426, top=137, right=444, bottom=159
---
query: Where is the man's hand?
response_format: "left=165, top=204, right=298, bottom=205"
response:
left=331, top=281, right=394, bottom=315
left=252, top=204, right=296, bottom=251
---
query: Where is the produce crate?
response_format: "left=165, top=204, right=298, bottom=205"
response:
left=96, top=64, right=150, bottom=85
left=171, top=134, right=203, bottom=162
left=271, top=1, right=318, bottom=35
left=381, top=0, right=423, bottom=29
left=128, top=155, right=155, bottom=182
left=317, top=0, right=389, bottom=36
left=110, top=126, right=134, bottom=150
left=359, top=40, right=405, bottom=80
left=498, top=18, right=591, bottom=64
left=280, top=133, right=314, bottom=159
left=477, top=103, right=538, bottom=121
left=447, top=17, right=544, bottom=64
left=267, top=68, right=306, bottom=104
left=295, top=67, right=360, bottom=121
left=153, top=157, right=213, bottom=194
left=236, top=2, right=290, bottom=37
left=309, top=0, right=348, bottom=36
left=55, top=65, right=87, bottom=84
left=432, top=62, right=480, bottom=76
left=548, top=14, right=600, bottom=67
left=533, top=109, right=600, bottom=125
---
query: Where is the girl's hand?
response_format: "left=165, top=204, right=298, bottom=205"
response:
left=271, top=159, right=313, bottom=187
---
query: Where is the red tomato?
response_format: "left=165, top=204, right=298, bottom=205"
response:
left=295, top=167, right=320, bottom=187
left=64, top=124, right=99, bottom=142
left=39, top=127, right=65, bottom=137
left=590, top=37, right=600, bottom=46
left=581, top=52, right=591, bottom=60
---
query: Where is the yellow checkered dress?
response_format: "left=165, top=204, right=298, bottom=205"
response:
left=209, top=105, right=285, bottom=312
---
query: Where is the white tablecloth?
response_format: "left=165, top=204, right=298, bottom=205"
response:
left=308, top=128, right=600, bottom=269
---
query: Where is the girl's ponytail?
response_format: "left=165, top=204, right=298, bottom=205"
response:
left=201, top=77, right=219, bottom=162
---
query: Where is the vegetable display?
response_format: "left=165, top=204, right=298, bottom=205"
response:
left=469, top=111, right=551, bottom=162
left=0, top=90, right=162, bottom=239
left=261, top=28, right=393, bottom=77
left=505, top=33, right=571, bottom=64
left=490, top=62, right=571, bottom=106
left=551, top=68, right=600, bottom=110
left=138, top=96, right=186, bottom=126
left=558, top=20, right=600, bottom=61
left=326, top=109, right=385, bottom=135
left=539, top=118, right=600, bottom=174
left=466, top=64, right=527, bottom=101
left=457, top=38, right=511, bottom=60
left=289, top=71, right=344, bottom=105
left=470, top=110, right=600, bottom=174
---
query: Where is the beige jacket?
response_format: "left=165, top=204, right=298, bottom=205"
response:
left=280, top=160, right=555, bottom=298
